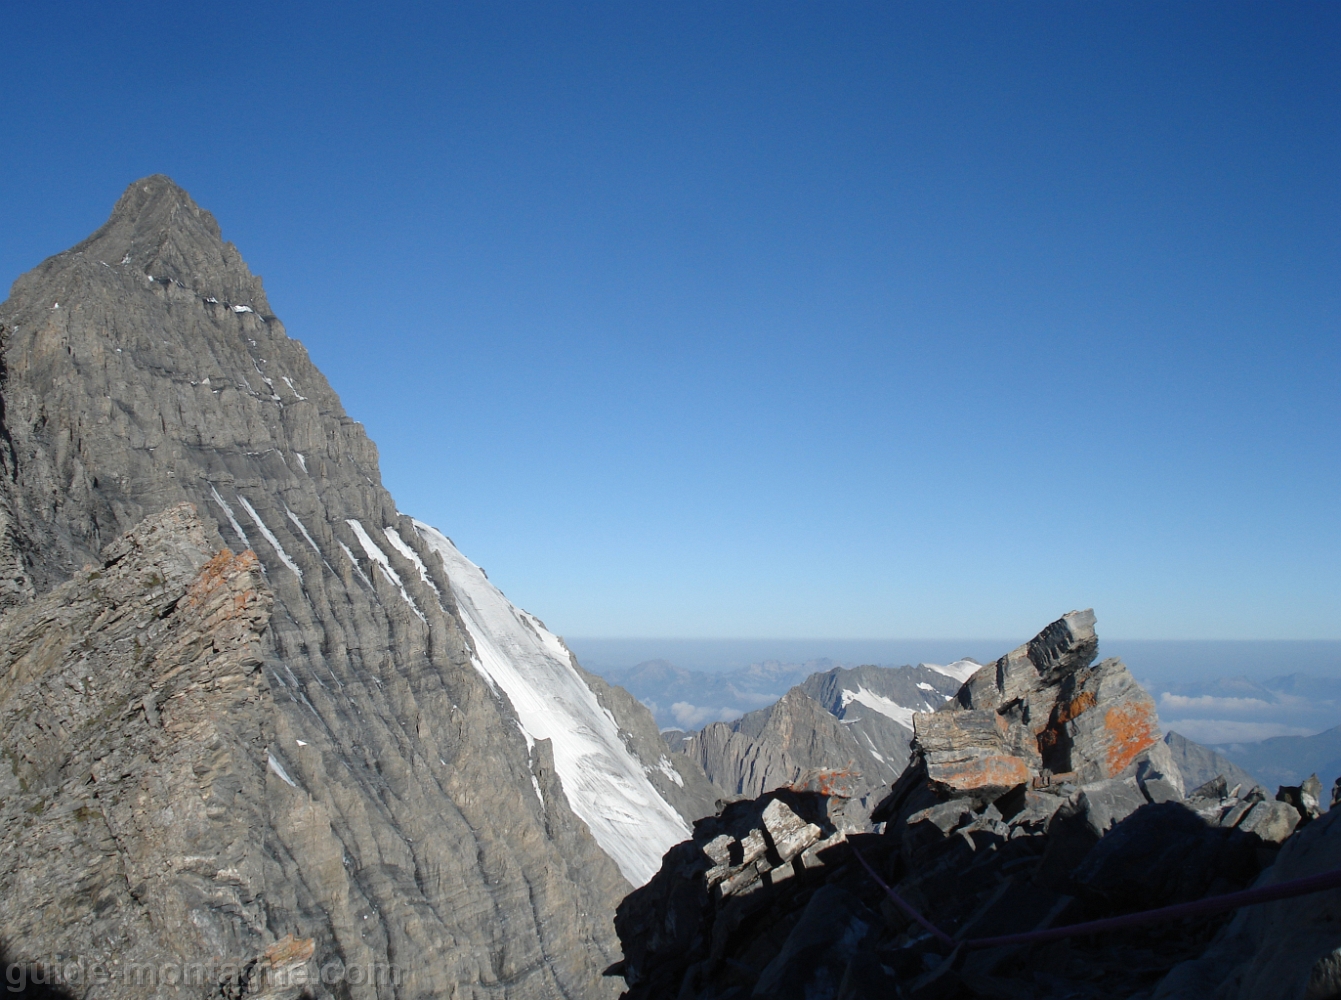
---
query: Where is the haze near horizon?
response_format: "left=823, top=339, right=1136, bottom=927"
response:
left=1, top=2, right=1336, bottom=641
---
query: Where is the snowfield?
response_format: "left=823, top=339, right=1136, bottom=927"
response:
left=413, top=520, right=691, bottom=886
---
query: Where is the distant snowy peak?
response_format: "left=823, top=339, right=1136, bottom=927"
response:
left=839, top=686, right=917, bottom=728
left=411, top=520, right=690, bottom=886
left=923, top=658, right=986, bottom=685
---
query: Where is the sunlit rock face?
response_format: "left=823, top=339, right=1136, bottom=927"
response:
left=0, top=176, right=716, bottom=999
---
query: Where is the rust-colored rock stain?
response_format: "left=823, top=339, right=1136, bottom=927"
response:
left=1103, top=702, right=1159, bottom=775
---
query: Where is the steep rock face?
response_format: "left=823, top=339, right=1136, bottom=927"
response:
left=798, top=663, right=964, bottom=776
left=0, top=176, right=707, bottom=998
left=0, top=504, right=282, bottom=999
left=679, top=664, right=964, bottom=828
left=684, top=691, right=877, bottom=808
left=1164, top=730, right=1260, bottom=794
left=615, top=613, right=1330, bottom=1000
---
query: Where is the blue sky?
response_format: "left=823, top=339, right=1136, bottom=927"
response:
left=1, top=3, right=1337, bottom=640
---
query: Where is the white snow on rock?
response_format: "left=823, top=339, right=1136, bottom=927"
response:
left=346, top=519, right=425, bottom=622
left=267, top=753, right=297, bottom=788
left=232, top=304, right=254, bottom=313
left=648, top=755, right=685, bottom=787
left=917, top=681, right=936, bottom=692
left=413, top=519, right=690, bottom=886
left=209, top=486, right=251, bottom=550
left=383, top=526, right=440, bottom=595
left=284, top=507, right=322, bottom=556
left=924, top=659, right=986, bottom=685
left=237, top=495, right=302, bottom=579
left=840, top=686, right=917, bottom=729
left=337, top=539, right=374, bottom=591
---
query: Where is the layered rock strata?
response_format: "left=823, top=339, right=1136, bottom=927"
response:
left=0, top=176, right=716, bottom=999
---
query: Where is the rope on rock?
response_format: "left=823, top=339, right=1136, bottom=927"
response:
left=850, top=845, right=1341, bottom=952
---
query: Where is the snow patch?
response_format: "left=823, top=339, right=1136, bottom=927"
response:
left=383, top=526, right=441, bottom=595
left=917, top=682, right=936, bottom=692
left=281, top=376, right=308, bottom=400
left=209, top=486, right=251, bottom=550
left=863, top=734, right=886, bottom=763
left=232, top=304, right=254, bottom=313
left=284, top=508, right=322, bottom=556
left=924, top=659, right=985, bottom=685
left=647, top=755, right=685, bottom=788
left=294, top=452, right=307, bottom=473
left=236, top=496, right=302, bottom=579
left=346, top=519, right=425, bottom=622
left=267, top=753, right=297, bottom=788
left=413, top=519, right=690, bottom=885
left=840, top=687, right=916, bottom=729
left=337, top=540, right=374, bottom=590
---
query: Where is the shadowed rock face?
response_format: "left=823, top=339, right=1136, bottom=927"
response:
left=0, top=176, right=711, bottom=999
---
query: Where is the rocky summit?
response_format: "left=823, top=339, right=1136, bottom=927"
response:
left=613, top=611, right=1341, bottom=999
left=0, top=176, right=719, bottom=999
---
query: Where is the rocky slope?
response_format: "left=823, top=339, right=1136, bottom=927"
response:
left=1163, top=730, right=1260, bottom=794
left=614, top=611, right=1341, bottom=999
left=0, top=176, right=717, bottom=999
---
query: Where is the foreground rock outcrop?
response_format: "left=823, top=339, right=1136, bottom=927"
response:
left=614, top=611, right=1341, bottom=999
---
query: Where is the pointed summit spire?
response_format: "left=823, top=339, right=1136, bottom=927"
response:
left=70, top=175, right=270, bottom=312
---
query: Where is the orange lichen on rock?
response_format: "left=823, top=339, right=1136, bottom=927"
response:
left=185, top=548, right=260, bottom=610
left=936, top=755, right=1031, bottom=792
left=263, top=934, right=316, bottom=969
left=1058, top=690, right=1097, bottom=725
left=1102, top=701, right=1160, bottom=775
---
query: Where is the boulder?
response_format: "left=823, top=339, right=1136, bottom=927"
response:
left=1237, top=800, right=1302, bottom=844
left=908, top=610, right=1168, bottom=812
left=1277, top=773, right=1324, bottom=827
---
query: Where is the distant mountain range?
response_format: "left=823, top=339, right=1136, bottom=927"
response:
left=602, top=654, right=1341, bottom=820
left=601, top=656, right=981, bottom=732
left=1209, top=724, right=1341, bottom=799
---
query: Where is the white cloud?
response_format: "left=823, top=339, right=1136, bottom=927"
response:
left=1163, top=718, right=1318, bottom=744
left=1159, top=693, right=1273, bottom=713
left=671, top=701, right=743, bottom=728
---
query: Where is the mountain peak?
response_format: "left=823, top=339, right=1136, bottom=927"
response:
left=59, top=175, right=269, bottom=312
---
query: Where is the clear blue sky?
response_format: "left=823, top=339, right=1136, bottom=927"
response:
left=1, top=3, right=1336, bottom=640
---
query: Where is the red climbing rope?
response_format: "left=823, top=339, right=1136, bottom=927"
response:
left=850, top=845, right=1341, bottom=952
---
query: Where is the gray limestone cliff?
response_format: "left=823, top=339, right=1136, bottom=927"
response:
left=679, top=664, right=963, bottom=829
left=0, top=176, right=712, bottom=999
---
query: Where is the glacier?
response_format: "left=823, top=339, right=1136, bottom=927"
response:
left=412, top=520, right=691, bottom=886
